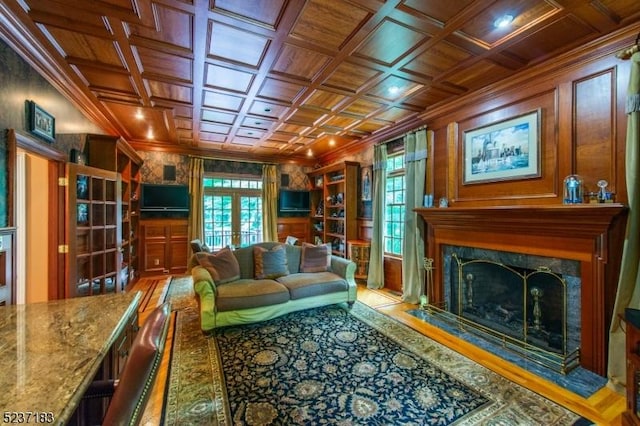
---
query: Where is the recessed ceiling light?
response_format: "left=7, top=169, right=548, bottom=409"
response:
left=135, top=110, right=144, bottom=120
left=307, top=149, right=313, bottom=157
left=494, top=14, right=513, bottom=29
left=146, top=128, right=154, bottom=139
left=329, top=139, right=336, bottom=146
left=264, top=107, right=272, bottom=112
left=388, top=86, right=400, bottom=95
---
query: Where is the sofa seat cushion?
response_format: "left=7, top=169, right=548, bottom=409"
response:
left=276, top=272, right=348, bottom=300
left=215, top=279, right=290, bottom=312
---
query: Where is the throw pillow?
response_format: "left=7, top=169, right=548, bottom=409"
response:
left=196, top=247, right=240, bottom=284
left=300, top=242, right=331, bottom=273
left=254, top=244, right=289, bottom=279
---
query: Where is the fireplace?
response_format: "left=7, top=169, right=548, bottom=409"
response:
left=435, top=245, right=581, bottom=373
left=415, top=205, right=627, bottom=376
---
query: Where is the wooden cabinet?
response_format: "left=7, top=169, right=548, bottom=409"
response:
left=86, top=134, right=143, bottom=287
left=308, top=161, right=359, bottom=257
left=69, top=294, right=141, bottom=425
left=277, top=217, right=309, bottom=243
left=65, top=163, right=121, bottom=297
left=140, top=219, right=188, bottom=275
left=623, top=308, right=640, bottom=426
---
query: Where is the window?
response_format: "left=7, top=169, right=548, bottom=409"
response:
left=384, top=154, right=405, bottom=256
left=203, top=177, right=263, bottom=250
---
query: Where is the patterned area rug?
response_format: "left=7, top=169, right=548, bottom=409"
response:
left=163, top=277, right=580, bottom=425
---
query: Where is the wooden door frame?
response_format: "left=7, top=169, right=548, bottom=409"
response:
left=10, top=129, right=66, bottom=300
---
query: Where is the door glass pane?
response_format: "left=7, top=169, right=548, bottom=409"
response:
left=239, top=196, right=262, bottom=247
left=204, top=194, right=233, bottom=250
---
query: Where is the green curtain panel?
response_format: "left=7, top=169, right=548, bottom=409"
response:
left=367, top=143, right=387, bottom=289
left=188, top=157, right=204, bottom=253
left=401, top=129, right=428, bottom=304
left=608, top=51, right=640, bottom=391
left=262, top=164, right=278, bottom=242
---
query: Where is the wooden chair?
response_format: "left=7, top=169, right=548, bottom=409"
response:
left=83, top=301, right=171, bottom=425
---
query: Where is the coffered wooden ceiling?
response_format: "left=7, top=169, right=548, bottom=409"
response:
left=2, top=0, right=640, bottom=163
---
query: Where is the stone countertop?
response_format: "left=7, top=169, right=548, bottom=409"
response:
left=0, top=291, right=142, bottom=424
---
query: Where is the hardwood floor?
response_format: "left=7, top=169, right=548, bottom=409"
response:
left=130, top=276, right=625, bottom=425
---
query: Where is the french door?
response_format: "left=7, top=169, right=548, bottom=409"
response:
left=203, top=191, right=262, bottom=250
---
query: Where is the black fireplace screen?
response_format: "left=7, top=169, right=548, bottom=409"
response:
left=451, top=254, right=567, bottom=355
left=433, top=246, right=581, bottom=374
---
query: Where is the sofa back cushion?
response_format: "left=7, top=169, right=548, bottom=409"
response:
left=196, top=247, right=240, bottom=284
left=300, top=242, right=331, bottom=272
left=254, top=244, right=289, bottom=279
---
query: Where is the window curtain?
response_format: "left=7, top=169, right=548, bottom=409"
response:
left=401, top=129, right=428, bottom=303
left=262, top=164, right=278, bottom=242
left=367, top=143, right=387, bottom=289
left=188, top=157, right=204, bottom=254
left=607, top=51, right=640, bottom=391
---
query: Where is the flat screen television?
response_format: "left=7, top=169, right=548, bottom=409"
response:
left=140, top=184, right=190, bottom=212
left=278, top=189, right=310, bottom=214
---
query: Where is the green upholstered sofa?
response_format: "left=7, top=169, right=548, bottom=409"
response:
left=190, top=242, right=357, bottom=333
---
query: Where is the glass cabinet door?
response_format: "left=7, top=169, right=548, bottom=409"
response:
left=66, top=163, right=121, bottom=297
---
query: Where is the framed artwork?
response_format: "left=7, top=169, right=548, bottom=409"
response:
left=27, top=100, right=55, bottom=143
left=463, top=109, right=540, bottom=184
left=361, top=166, right=372, bottom=201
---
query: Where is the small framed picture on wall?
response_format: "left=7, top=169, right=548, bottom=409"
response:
left=26, top=100, right=55, bottom=143
left=361, top=166, right=372, bottom=201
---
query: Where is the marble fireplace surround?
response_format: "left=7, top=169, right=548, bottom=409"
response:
left=415, top=204, right=627, bottom=376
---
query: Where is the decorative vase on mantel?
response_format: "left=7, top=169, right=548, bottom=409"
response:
left=563, top=174, right=583, bottom=204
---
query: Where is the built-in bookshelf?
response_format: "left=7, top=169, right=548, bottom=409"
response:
left=87, top=135, right=143, bottom=288
left=308, top=161, right=359, bottom=257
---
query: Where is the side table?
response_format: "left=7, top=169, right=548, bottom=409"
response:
left=347, top=240, right=370, bottom=281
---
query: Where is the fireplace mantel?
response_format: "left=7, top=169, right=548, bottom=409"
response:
left=415, top=204, right=627, bottom=238
left=415, top=204, right=628, bottom=376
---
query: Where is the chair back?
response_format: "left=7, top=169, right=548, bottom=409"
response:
left=190, top=239, right=204, bottom=253
left=102, top=302, right=171, bottom=426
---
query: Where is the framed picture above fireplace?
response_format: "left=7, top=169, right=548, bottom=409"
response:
left=463, top=109, right=540, bottom=184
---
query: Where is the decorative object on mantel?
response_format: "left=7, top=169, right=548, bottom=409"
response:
left=423, top=194, right=434, bottom=207
left=563, top=174, right=583, bottom=204
left=439, top=197, right=449, bottom=208
left=26, top=100, right=55, bottom=143
left=596, top=179, right=615, bottom=203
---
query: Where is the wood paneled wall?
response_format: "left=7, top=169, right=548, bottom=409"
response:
left=426, top=42, right=631, bottom=208
left=372, top=31, right=635, bottom=294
